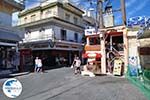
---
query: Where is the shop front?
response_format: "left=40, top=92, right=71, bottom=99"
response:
left=20, top=40, right=83, bottom=71
left=0, top=30, right=21, bottom=74
left=137, top=27, right=150, bottom=70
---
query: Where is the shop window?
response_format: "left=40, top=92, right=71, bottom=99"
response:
left=112, top=36, right=123, bottom=51
left=61, top=29, right=67, bottom=40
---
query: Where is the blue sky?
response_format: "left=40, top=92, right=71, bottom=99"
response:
left=12, top=0, right=150, bottom=26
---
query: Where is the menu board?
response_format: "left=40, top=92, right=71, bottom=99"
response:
left=113, top=59, right=122, bottom=76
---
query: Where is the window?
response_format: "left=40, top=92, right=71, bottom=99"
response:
left=65, top=13, right=70, bottom=21
left=31, top=14, right=36, bottom=22
left=89, top=37, right=100, bottom=45
left=45, top=10, right=52, bottom=17
left=73, top=17, right=78, bottom=24
left=24, top=17, right=27, bottom=23
left=61, top=29, right=66, bottom=40
left=74, top=33, right=78, bottom=42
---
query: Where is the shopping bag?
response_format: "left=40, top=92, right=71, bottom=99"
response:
left=71, top=65, right=74, bottom=68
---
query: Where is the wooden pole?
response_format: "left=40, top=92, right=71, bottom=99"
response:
left=98, top=0, right=106, bottom=74
left=121, top=0, right=127, bottom=25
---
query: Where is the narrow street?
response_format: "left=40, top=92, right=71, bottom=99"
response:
left=0, top=68, right=147, bottom=100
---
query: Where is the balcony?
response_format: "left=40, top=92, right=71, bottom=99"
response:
left=24, top=34, right=53, bottom=43
left=84, top=45, right=101, bottom=51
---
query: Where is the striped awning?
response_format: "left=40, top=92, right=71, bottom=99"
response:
left=82, top=53, right=102, bottom=58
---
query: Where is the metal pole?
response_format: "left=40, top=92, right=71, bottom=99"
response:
left=120, top=0, right=126, bottom=25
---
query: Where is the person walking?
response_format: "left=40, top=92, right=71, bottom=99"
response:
left=34, top=57, right=39, bottom=72
left=71, top=55, right=77, bottom=68
left=37, top=58, right=42, bottom=72
left=74, top=57, right=81, bottom=74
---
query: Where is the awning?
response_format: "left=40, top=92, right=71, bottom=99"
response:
left=82, top=53, right=102, bottom=58
left=137, top=29, right=150, bottom=39
left=0, top=30, right=21, bottom=41
left=0, top=42, right=17, bottom=47
left=107, top=32, right=123, bottom=36
left=82, top=53, right=89, bottom=58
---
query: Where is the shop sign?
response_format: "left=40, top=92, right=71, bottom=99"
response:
left=128, top=16, right=149, bottom=27
left=128, top=56, right=138, bottom=76
left=85, top=28, right=99, bottom=36
left=113, top=59, right=122, bottom=76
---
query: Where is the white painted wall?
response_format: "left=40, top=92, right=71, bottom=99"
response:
left=24, top=25, right=83, bottom=43
left=42, top=6, right=58, bottom=19
left=0, top=12, right=12, bottom=26
left=19, top=10, right=41, bottom=25
left=53, top=26, right=82, bottom=43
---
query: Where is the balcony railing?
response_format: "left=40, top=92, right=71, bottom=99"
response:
left=24, top=35, right=81, bottom=45
left=24, top=34, right=53, bottom=42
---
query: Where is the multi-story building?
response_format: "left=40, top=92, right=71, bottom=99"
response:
left=18, top=0, right=84, bottom=68
left=0, top=0, right=24, bottom=72
left=82, top=6, right=128, bottom=75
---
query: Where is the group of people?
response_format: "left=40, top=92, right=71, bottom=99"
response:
left=71, top=55, right=95, bottom=77
left=34, top=55, right=95, bottom=77
left=34, top=57, right=43, bottom=72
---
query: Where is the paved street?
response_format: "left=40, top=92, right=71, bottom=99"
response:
left=0, top=68, right=148, bottom=100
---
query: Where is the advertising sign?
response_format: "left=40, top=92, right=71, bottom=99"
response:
left=128, top=16, right=149, bottom=27
left=85, top=28, right=99, bottom=36
left=113, top=59, right=122, bottom=76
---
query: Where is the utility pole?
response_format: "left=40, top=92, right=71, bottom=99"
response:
left=120, top=0, right=126, bottom=25
left=98, top=0, right=104, bottom=29
left=98, top=0, right=106, bottom=74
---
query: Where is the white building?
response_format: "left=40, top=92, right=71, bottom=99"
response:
left=18, top=0, right=84, bottom=66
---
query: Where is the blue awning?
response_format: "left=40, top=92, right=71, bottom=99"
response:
left=0, top=30, right=21, bottom=41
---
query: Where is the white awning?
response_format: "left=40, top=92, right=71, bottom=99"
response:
left=0, top=42, right=17, bottom=47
